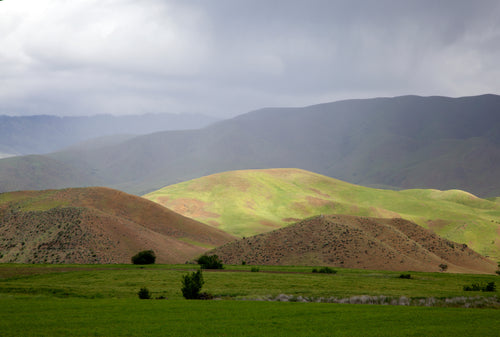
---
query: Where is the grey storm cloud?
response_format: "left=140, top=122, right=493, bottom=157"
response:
left=1, top=0, right=499, bottom=117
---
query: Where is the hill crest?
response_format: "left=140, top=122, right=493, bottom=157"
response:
left=210, top=214, right=497, bottom=274
left=0, top=187, right=236, bottom=264
left=144, top=168, right=500, bottom=260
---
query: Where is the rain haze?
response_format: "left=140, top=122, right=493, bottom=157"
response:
left=1, top=0, right=500, bottom=118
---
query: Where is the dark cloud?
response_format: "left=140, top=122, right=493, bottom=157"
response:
left=1, top=0, right=499, bottom=117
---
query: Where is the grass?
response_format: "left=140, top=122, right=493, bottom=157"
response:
left=143, top=168, right=500, bottom=260
left=0, top=264, right=499, bottom=336
left=1, top=298, right=499, bottom=337
left=1, top=264, right=498, bottom=300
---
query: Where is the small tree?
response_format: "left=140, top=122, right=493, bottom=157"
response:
left=439, top=264, right=448, bottom=272
left=181, top=270, right=204, bottom=299
left=138, top=287, right=151, bottom=299
left=197, top=254, right=223, bottom=269
left=132, top=250, right=156, bottom=265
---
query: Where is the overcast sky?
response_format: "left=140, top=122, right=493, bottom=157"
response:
left=1, top=0, right=499, bottom=118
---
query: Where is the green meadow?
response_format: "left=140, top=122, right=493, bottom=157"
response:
left=144, top=168, right=500, bottom=260
left=0, top=264, right=499, bottom=336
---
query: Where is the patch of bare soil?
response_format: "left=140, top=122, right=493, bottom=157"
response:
left=210, top=214, right=497, bottom=274
left=159, top=198, right=220, bottom=219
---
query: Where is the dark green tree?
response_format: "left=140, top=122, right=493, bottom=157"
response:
left=181, top=270, right=204, bottom=299
left=131, top=250, right=156, bottom=265
left=197, top=254, right=223, bottom=269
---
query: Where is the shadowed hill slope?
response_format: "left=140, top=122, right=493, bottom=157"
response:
left=0, top=113, right=219, bottom=156
left=210, top=215, right=497, bottom=274
left=144, top=168, right=500, bottom=260
left=0, top=94, right=499, bottom=196
left=0, top=187, right=236, bottom=264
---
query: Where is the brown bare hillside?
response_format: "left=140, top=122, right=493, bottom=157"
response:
left=210, top=215, right=496, bottom=274
left=0, top=187, right=236, bottom=264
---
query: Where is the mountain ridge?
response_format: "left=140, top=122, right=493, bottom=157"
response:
left=0, top=94, right=499, bottom=196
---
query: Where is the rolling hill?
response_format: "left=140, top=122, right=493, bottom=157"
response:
left=0, top=187, right=236, bottom=264
left=209, top=214, right=497, bottom=274
left=0, top=94, right=499, bottom=197
left=143, top=168, right=500, bottom=260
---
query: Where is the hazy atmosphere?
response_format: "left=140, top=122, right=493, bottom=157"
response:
left=1, top=0, right=500, bottom=117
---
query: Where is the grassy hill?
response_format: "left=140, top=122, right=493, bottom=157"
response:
left=0, top=187, right=235, bottom=264
left=0, top=95, right=499, bottom=197
left=209, top=215, right=497, bottom=274
left=144, top=168, right=500, bottom=260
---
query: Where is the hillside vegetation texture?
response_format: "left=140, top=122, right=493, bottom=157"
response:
left=144, top=168, right=500, bottom=261
left=0, top=95, right=499, bottom=197
left=0, top=187, right=235, bottom=264
left=210, top=214, right=496, bottom=274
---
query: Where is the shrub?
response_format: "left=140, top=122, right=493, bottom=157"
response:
left=198, top=292, right=214, bottom=300
left=197, top=254, right=223, bottom=269
left=138, top=287, right=151, bottom=299
left=484, top=281, right=496, bottom=292
left=131, top=250, right=156, bottom=265
left=181, top=270, right=205, bottom=299
left=313, top=267, right=337, bottom=274
left=463, top=282, right=496, bottom=292
left=439, top=264, right=448, bottom=272
left=399, top=274, right=412, bottom=279
left=251, top=267, right=260, bottom=272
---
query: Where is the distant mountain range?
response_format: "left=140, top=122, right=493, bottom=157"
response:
left=0, top=113, right=219, bottom=156
left=0, top=94, right=499, bottom=197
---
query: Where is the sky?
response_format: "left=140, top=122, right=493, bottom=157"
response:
left=1, top=0, right=500, bottom=118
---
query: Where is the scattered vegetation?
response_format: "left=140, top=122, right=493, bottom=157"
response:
left=312, top=267, right=337, bottom=274
left=197, top=254, right=223, bottom=269
left=181, top=270, right=205, bottom=299
left=137, top=287, right=151, bottom=299
left=131, top=250, right=156, bottom=265
left=463, top=282, right=496, bottom=292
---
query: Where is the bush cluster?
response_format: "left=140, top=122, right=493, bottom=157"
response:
left=463, top=281, right=496, bottom=292
left=197, top=254, right=223, bottom=269
left=399, top=274, right=412, bottom=279
left=131, top=250, right=156, bottom=265
left=312, top=267, right=337, bottom=274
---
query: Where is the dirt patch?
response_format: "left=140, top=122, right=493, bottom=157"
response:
left=309, top=188, right=331, bottom=198
left=427, top=219, right=449, bottom=232
left=165, top=198, right=220, bottom=219
left=282, top=218, right=301, bottom=223
left=260, top=220, right=279, bottom=228
left=306, top=196, right=336, bottom=208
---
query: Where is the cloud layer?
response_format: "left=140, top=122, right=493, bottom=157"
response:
left=1, top=0, right=499, bottom=117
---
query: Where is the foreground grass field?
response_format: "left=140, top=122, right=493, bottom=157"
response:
left=2, top=298, right=499, bottom=337
left=0, top=264, right=499, bottom=336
